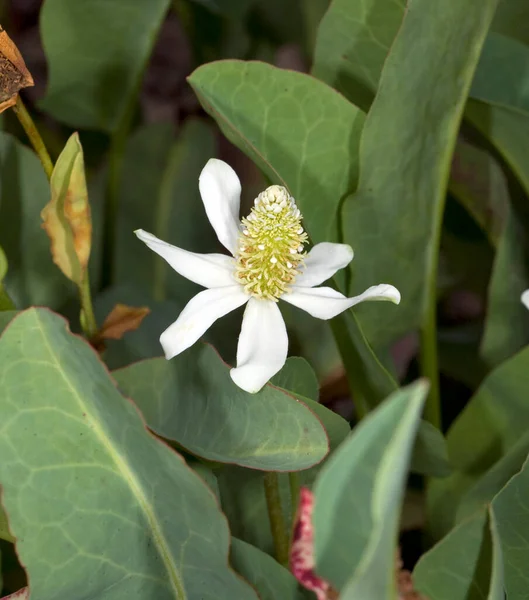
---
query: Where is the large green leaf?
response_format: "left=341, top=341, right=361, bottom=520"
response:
left=428, top=344, right=529, bottom=538
left=465, top=101, right=529, bottom=367
left=342, top=0, right=499, bottom=347
left=0, top=133, right=74, bottom=309
left=312, top=0, right=404, bottom=109
left=218, top=360, right=350, bottom=555
left=0, top=309, right=257, bottom=599
left=230, top=538, right=305, bottom=600
left=113, top=351, right=329, bottom=471
left=312, top=381, right=427, bottom=596
left=40, top=0, right=171, bottom=131
left=471, top=33, right=529, bottom=117
left=188, top=60, right=365, bottom=243
left=492, top=453, right=529, bottom=597
left=414, top=508, right=504, bottom=600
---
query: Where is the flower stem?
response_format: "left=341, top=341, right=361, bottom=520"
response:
left=420, top=299, right=441, bottom=429
left=12, top=95, right=98, bottom=340
left=78, top=276, right=98, bottom=340
left=288, top=471, right=300, bottom=522
left=13, top=95, right=54, bottom=180
left=263, top=472, right=289, bottom=566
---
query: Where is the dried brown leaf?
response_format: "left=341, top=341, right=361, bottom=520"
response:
left=98, top=304, right=151, bottom=341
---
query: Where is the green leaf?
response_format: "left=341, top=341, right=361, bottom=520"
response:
left=0, top=308, right=257, bottom=599
left=471, top=32, right=529, bottom=117
left=312, top=380, right=427, bottom=596
left=113, top=350, right=329, bottom=471
left=449, top=139, right=509, bottom=248
left=342, top=0, right=499, bottom=347
left=411, top=421, right=451, bottom=478
left=312, top=0, right=404, bottom=109
left=42, top=133, right=91, bottom=286
left=0, top=311, right=17, bottom=336
left=218, top=359, right=350, bottom=555
left=465, top=101, right=529, bottom=367
left=188, top=60, right=365, bottom=243
left=0, top=246, right=14, bottom=311
left=414, top=507, right=504, bottom=600
left=230, top=538, right=305, bottom=600
left=457, top=431, right=529, bottom=523
left=428, top=344, right=529, bottom=538
left=492, top=0, right=529, bottom=44
left=115, top=119, right=218, bottom=305
left=40, top=0, right=171, bottom=132
left=0, top=133, right=74, bottom=309
left=492, top=453, right=529, bottom=597
left=270, top=356, right=319, bottom=401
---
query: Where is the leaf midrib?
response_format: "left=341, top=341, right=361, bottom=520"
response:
left=36, top=311, right=187, bottom=599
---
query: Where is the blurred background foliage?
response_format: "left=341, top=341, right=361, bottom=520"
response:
left=1, top=0, right=529, bottom=596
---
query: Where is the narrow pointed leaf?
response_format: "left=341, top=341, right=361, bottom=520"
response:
left=42, top=133, right=91, bottom=285
left=342, top=0, right=499, bottom=347
left=312, top=381, right=427, bottom=595
left=471, top=32, right=529, bottom=117
left=465, top=101, right=529, bottom=367
left=312, top=0, right=404, bottom=108
left=428, top=344, right=529, bottom=538
left=113, top=350, right=329, bottom=471
left=414, top=508, right=504, bottom=600
left=492, top=455, right=529, bottom=598
left=0, top=309, right=257, bottom=600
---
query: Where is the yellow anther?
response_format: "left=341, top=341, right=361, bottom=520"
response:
left=234, top=185, right=308, bottom=301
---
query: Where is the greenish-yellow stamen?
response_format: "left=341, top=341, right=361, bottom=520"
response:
left=234, top=185, right=308, bottom=301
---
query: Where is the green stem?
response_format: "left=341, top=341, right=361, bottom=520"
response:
left=0, top=285, right=15, bottom=311
left=12, top=95, right=98, bottom=340
left=263, top=472, right=289, bottom=566
left=420, top=299, right=441, bottom=429
left=13, top=96, right=54, bottom=180
left=78, top=276, right=98, bottom=339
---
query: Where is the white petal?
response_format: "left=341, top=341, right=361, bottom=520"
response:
left=230, top=298, right=288, bottom=393
left=161, top=287, right=248, bottom=359
left=199, top=159, right=241, bottom=255
left=522, top=290, right=529, bottom=309
left=135, top=229, right=236, bottom=289
left=282, top=284, right=401, bottom=320
left=295, top=242, right=354, bottom=287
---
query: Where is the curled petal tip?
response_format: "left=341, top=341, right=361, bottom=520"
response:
left=522, top=289, right=529, bottom=309
left=386, top=285, right=401, bottom=305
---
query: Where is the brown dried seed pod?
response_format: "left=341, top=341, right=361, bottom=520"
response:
left=0, top=24, right=33, bottom=113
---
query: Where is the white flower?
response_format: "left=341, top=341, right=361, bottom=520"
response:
left=135, top=159, right=401, bottom=393
left=522, top=290, right=529, bottom=309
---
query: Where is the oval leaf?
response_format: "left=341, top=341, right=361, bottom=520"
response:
left=188, top=60, right=365, bottom=243
left=0, top=308, right=257, bottom=600
left=113, top=348, right=329, bottom=471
